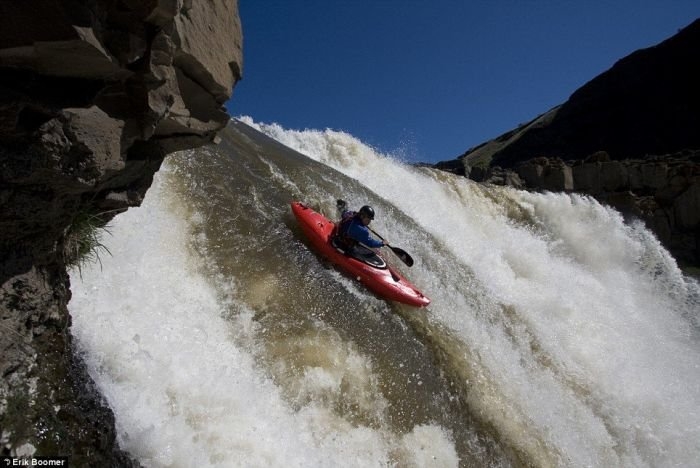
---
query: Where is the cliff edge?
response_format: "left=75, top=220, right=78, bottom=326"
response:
left=0, top=0, right=242, bottom=463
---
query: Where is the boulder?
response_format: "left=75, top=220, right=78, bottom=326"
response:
left=542, top=159, right=573, bottom=191
left=516, top=161, right=544, bottom=186
left=600, top=161, right=627, bottom=191
left=572, top=163, right=602, bottom=193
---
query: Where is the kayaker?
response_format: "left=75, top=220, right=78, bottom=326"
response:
left=333, top=200, right=388, bottom=250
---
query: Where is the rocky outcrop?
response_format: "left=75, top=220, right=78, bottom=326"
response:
left=0, top=0, right=242, bottom=463
left=432, top=19, right=700, bottom=269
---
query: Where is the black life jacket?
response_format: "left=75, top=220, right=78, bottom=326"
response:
left=332, top=212, right=387, bottom=269
left=333, top=211, right=359, bottom=250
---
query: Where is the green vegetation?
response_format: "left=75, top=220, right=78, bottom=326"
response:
left=63, top=210, right=112, bottom=274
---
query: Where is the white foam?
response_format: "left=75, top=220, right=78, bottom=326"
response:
left=70, top=165, right=448, bottom=467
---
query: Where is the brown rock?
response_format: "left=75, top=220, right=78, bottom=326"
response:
left=674, top=182, right=700, bottom=230
left=641, top=163, right=668, bottom=189
left=516, top=161, right=544, bottom=186
left=600, top=161, right=628, bottom=191
left=627, top=163, right=645, bottom=190
left=572, top=162, right=602, bottom=193
left=542, top=160, right=573, bottom=191
left=0, top=0, right=243, bottom=462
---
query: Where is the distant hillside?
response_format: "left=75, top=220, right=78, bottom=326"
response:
left=442, top=17, right=700, bottom=171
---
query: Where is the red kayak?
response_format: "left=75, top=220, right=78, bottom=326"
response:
left=291, top=201, right=430, bottom=307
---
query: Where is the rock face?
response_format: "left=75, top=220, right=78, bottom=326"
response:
left=434, top=19, right=700, bottom=268
left=0, top=0, right=242, bottom=463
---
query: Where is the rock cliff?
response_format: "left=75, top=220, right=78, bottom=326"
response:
left=0, top=0, right=242, bottom=463
left=434, top=18, right=700, bottom=268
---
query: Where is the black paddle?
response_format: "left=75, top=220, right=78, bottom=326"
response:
left=368, top=227, right=415, bottom=267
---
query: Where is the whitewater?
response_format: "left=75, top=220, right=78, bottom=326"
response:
left=69, top=118, right=700, bottom=467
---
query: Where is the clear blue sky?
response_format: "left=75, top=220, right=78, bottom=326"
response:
left=227, top=1, right=699, bottom=163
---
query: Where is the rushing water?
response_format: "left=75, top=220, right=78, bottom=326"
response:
left=69, top=118, right=700, bottom=467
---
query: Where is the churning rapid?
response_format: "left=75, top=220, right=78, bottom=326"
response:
left=68, top=118, right=700, bottom=467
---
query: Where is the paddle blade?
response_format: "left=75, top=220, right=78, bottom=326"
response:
left=368, top=227, right=415, bottom=267
left=390, top=246, right=414, bottom=267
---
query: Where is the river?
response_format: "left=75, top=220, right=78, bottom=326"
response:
left=69, top=118, right=700, bottom=467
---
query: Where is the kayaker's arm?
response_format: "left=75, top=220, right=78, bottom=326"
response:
left=347, top=223, right=384, bottom=248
